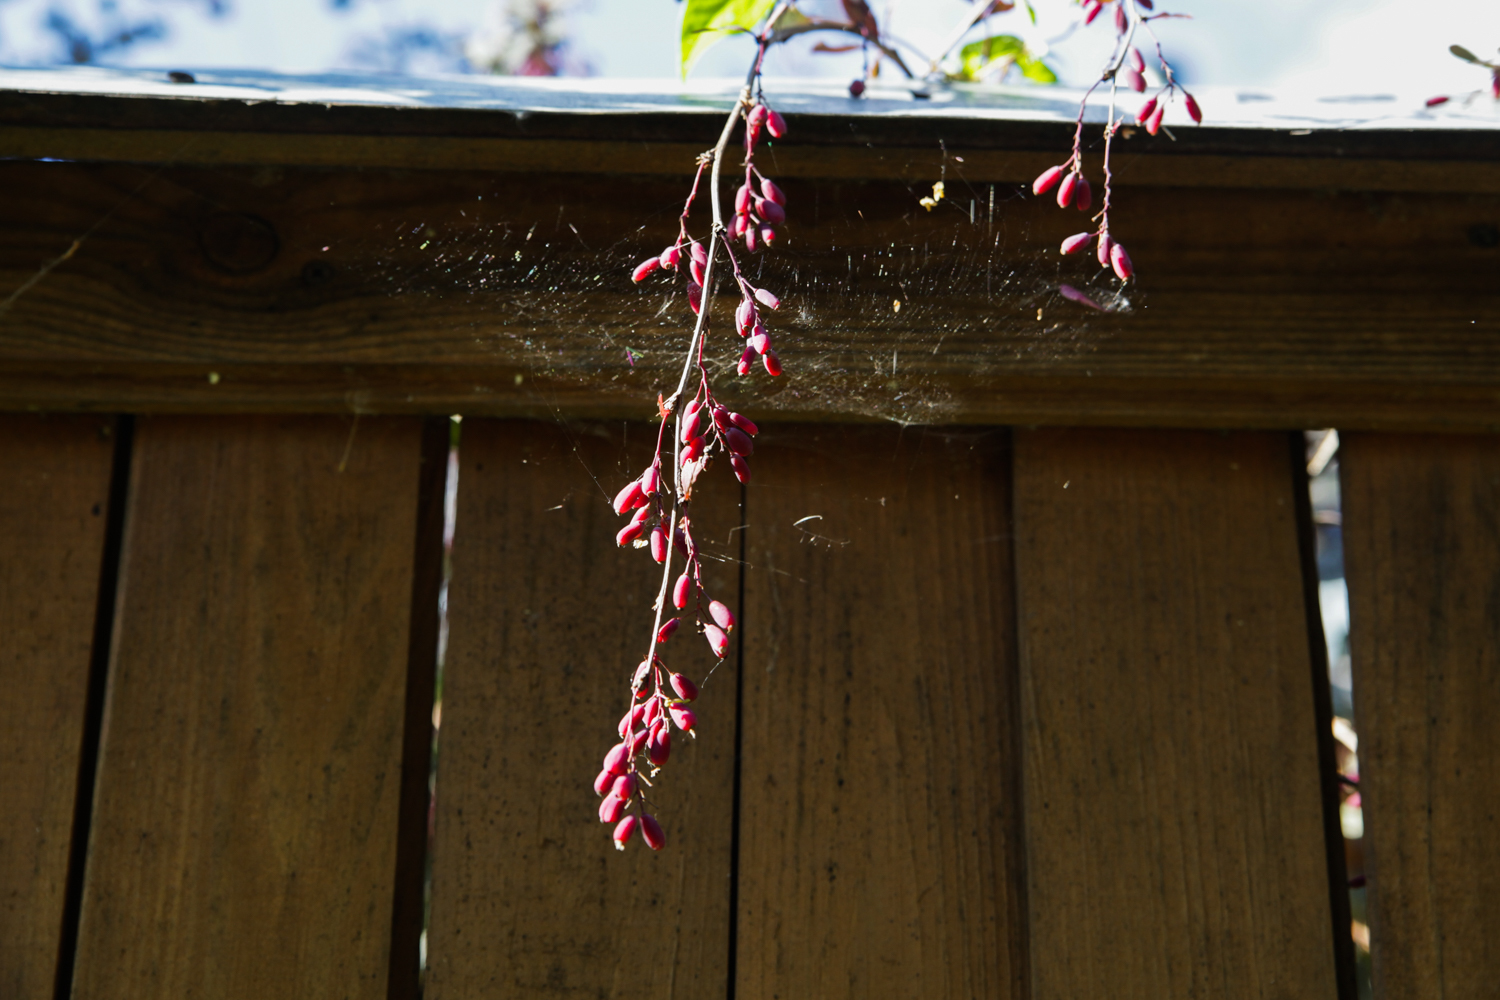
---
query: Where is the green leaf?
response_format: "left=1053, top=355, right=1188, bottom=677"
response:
left=1451, top=44, right=1480, bottom=64
left=1024, top=0, right=1037, bottom=25
left=958, top=33, right=1023, bottom=80
left=1018, top=55, right=1057, bottom=84
left=681, top=0, right=778, bottom=78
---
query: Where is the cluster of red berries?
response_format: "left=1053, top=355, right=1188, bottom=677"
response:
left=1034, top=164, right=1132, bottom=281
left=730, top=101, right=789, bottom=252
left=593, top=669, right=700, bottom=851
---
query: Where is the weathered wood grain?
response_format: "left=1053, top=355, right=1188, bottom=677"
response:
left=71, top=415, right=425, bottom=1000
left=1341, top=432, right=1500, bottom=999
left=1013, top=429, right=1339, bottom=998
left=736, top=425, right=1024, bottom=1000
left=0, top=161, right=1496, bottom=428
left=0, top=415, right=115, bottom=1000
left=425, top=419, right=739, bottom=1000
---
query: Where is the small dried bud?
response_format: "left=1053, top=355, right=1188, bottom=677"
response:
left=766, top=109, right=788, bottom=138
left=650, top=526, right=668, bottom=563
left=640, top=814, right=666, bottom=851
left=1096, top=232, right=1115, bottom=268
left=611, top=774, right=637, bottom=799
left=709, top=600, right=736, bottom=632
left=1123, top=67, right=1146, bottom=93
left=1060, top=232, right=1092, bottom=255
left=657, top=617, right=680, bottom=643
left=1184, top=91, right=1202, bottom=123
left=704, top=623, right=729, bottom=658
left=1057, top=172, right=1078, bottom=208
left=613, top=480, right=646, bottom=515
left=594, top=768, right=615, bottom=796
left=659, top=244, right=680, bottom=269
left=754, top=287, right=781, bottom=310
left=763, top=349, right=783, bottom=376
left=736, top=298, right=757, bottom=334
left=735, top=183, right=753, bottom=214
left=613, top=814, right=638, bottom=849
left=1136, top=97, right=1158, bottom=125
left=603, top=742, right=630, bottom=776
left=670, top=705, right=697, bottom=733
left=671, top=672, right=699, bottom=701
left=1146, top=102, right=1165, bottom=135
left=756, top=198, right=786, bottom=225
left=616, top=521, right=646, bottom=547
left=648, top=727, right=672, bottom=765
left=726, top=427, right=754, bottom=457
left=673, top=572, right=692, bottom=610
left=1129, top=47, right=1145, bottom=73
left=1074, top=177, right=1092, bottom=212
left=731, top=455, right=750, bottom=483
left=1033, top=164, right=1065, bottom=196
left=640, top=463, right=661, bottom=497
left=737, top=345, right=756, bottom=376
left=599, top=795, right=627, bottom=824
left=728, top=411, right=759, bottom=436
left=1110, top=242, right=1135, bottom=281
left=632, top=257, right=661, bottom=283
left=760, top=177, right=786, bottom=206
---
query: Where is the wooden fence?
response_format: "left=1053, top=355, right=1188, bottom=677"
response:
left=2, top=70, right=1497, bottom=999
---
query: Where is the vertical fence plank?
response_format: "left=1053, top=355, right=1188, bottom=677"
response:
left=736, top=426, right=1025, bottom=1000
left=426, top=419, right=738, bottom=1000
left=0, top=415, right=116, bottom=1000
left=1340, top=432, right=1500, bottom=998
left=71, top=415, right=425, bottom=1000
left=1013, top=429, right=1339, bottom=999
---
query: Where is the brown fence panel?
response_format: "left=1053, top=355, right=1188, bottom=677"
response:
left=70, top=415, right=426, bottom=1000
left=0, top=415, right=117, bottom=1000
left=1341, top=432, right=1500, bottom=999
left=1013, top=429, right=1340, bottom=998
left=736, top=426, right=1025, bottom=1000
left=426, top=419, right=738, bottom=1000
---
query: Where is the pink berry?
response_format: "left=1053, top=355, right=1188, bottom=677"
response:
left=737, top=345, right=756, bottom=376
left=756, top=198, right=786, bottom=225
left=628, top=727, right=649, bottom=753
left=690, top=256, right=706, bottom=287
left=611, top=774, right=637, bottom=799
left=613, top=480, right=646, bottom=515
left=1146, top=102, right=1165, bottom=135
left=754, top=287, right=781, bottom=310
left=1096, top=232, right=1115, bottom=268
left=760, top=177, right=786, bottom=206
left=1113, top=4, right=1127, bottom=32
left=632, top=257, right=660, bottom=283
left=640, top=463, right=660, bottom=497
left=1060, top=232, right=1092, bottom=255
left=1033, top=164, right=1065, bottom=196
left=731, top=455, right=750, bottom=483
left=726, top=427, right=754, bottom=457
left=1082, top=0, right=1101, bottom=24
left=628, top=505, right=651, bottom=528
left=603, top=742, right=630, bottom=776
left=640, top=814, right=666, bottom=851
left=711, top=405, right=731, bottom=431
left=731, top=213, right=748, bottom=239
left=709, top=600, right=736, bottom=632
left=599, top=795, right=627, bottom=824
left=682, top=435, right=705, bottom=463
left=763, top=349, right=782, bottom=376
left=690, top=242, right=707, bottom=268
left=1184, top=92, right=1202, bottom=123
left=736, top=298, right=757, bottom=334
left=644, top=697, right=662, bottom=727
left=670, top=705, right=697, bottom=733
left=673, top=572, right=692, bottom=609
left=659, top=244, right=680, bottom=269
left=1057, top=172, right=1078, bottom=208
left=745, top=226, right=758, bottom=253
left=657, top=617, right=680, bottom=643
left=766, top=109, right=787, bottom=138
left=748, top=328, right=770, bottom=355
left=1136, top=97, right=1158, bottom=125
left=594, top=768, right=615, bottom=796
left=1123, top=67, right=1145, bottom=93
left=1129, top=47, right=1145, bottom=73
left=616, top=521, right=645, bottom=547
left=650, top=526, right=668, bottom=563
left=704, top=623, right=729, bottom=658
left=671, top=672, right=699, bottom=701
left=735, top=183, right=752, bottom=214
left=728, top=411, right=758, bottom=436
left=648, top=727, right=672, bottom=764
left=747, top=104, right=768, bottom=129
left=687, top=281, right=703, bottom=314
left=1110, top=242, right=1135, bottom=281
left=849, top=79, right=866, bottom=98
left=613, top=814, right=638, bottom=849
left=632, top=658, right=651, bottom=691
left=760, top=225, right=778, bottom=246
left=1074, top=177, right=1092, bottom=212
left=680, top=407, right=704, bottom=443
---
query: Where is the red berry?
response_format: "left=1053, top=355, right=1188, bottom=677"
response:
left=690, top=242, right=707, bottom=269
left=690, top=256, right=706, bottom=287
left=616, top=521, right=646, bottom=547
left=680, top=407, right=704, bottom=443
left=760, top=177, right=786, bottom=206
left=760, top=225, right=779, bottom=246
left=765, top=109, right=787, bottom=138
left=1110, top=242, right=1135, bottom=281
left=1184, top=92, right=1202, bottom=123
left=613, top=814, right=638, bottom=849
left=1057, top=172, right=1078, bottom=208
left=1123, top=67, right=1145, bottom=93
left=1060, top=232, right=1092, bottom=255
left=687, top=281, right=703, bottom=314
left=754, top=288, right=781, bottom=310
left=628, top=727, right=649, bottom=753
left=613, top=480, right=646, bottom=515
left=748, top=327, right=770, bottom=355
left=671, top=672, right=699, bottom=701
left=1082, top=0, right=1101, bottom=24
left=599, top=795, right=627, bottom=824
left=756, top=198, right=786, bottom=225
left=640, top=463, right=660, bottom=497
left=1096, top=232, right=1114, bottom=268
left=657, top=617, right=680, bottom=643
left=612, top=774, right=637, bottom=799
left=659, top=245, right=680, bottom=269
left=704, top=623, right=729, bottom=658
left=735, top=183, right=752, bottom=214
left=632, top=257, right=660, bottom=282
left=640, top=814, right=666, bottom=851
left=670, top=705, right=697, bottom=733
left=763, top=349, right=782, bottom=376
left=736, top=298, right=757, bottom=334
left=594, top=768, right=615, bottom=796
left=728, top=411, right=758, bottom=436
left=1146, top=102, right=1165, bottom=135
left=1033, top=164, right=1065, bottom=195
left=747, top=104, right=768, bottom=129
left=849, top=79, right=866, bottom=98
left=650, top=526, right=668, bottom=563
left=682, top=435, right=705, bottom=463
left=709, top=600, right=736, bottom=632
left=737, top=345, right=756, bottom=376
left=1074, top=178, right=1092, bottom=212
left=1129, top=47, right=1145, bottom=73
left=1113, top=4, right=1127, bottom=32
left=644, top=697, right=662, bottom=727
left=731, top=455, right=751, bottom=483
left=673, top=572, right=691, bottom=609
left=726, top=427, right=754, bottom=457
left=744, top=226, right=758, bottom=252
left=1136, top=97, right=1158, bottom=125
left=603, top=742, right=630, bottom=775
left=648, top=728, right=672, bottom=765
